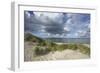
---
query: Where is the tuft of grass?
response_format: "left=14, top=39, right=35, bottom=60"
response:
left=33, top=44, right=90, bottom=56
left=67, top=44, right=78, bottom=50
left=34, top=46, right=50, bottom=55
left=77, top=44, right=90, bottom=55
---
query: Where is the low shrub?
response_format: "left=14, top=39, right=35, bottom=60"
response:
left=67, top=44, right=78, bottom=50
left=77, top=44, right=90, bottom=55
left=34, top=46, right=51, bottom=55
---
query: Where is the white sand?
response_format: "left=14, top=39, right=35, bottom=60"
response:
left=33, top=49, right=89, bottom=61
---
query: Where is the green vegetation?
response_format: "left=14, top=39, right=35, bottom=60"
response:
left=25, top=32, right=44, bottom=43
left=34, top=46, right=51, bottom=55
left=25, top=33, right=90, bottom=56
left=77, top=44, right=90, bottom=55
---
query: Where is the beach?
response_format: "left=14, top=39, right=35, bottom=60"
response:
left=24, top=42, right=90, bottom=61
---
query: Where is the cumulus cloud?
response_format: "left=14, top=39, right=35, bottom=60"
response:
left=24, top=11, right=90, bottom=38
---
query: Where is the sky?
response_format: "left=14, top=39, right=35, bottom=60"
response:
left=24, top=11, right=90, bottom=38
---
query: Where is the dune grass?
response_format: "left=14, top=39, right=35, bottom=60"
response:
left=25, top=33, right=90, bottom=56
left=33, top=43, right=90, bottom=56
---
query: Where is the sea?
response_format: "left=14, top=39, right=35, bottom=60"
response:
left=44, top=38, right=90, bottom=44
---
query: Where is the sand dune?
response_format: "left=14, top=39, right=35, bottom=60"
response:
left=33, top=49, right=89, bottom=61
left=24, top=42, right=90, bottom=61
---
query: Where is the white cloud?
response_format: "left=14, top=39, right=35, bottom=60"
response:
left=41, top=29, right=46, bottom=32
left=34, top=12, right=59, bottom=20
left=25, top=11, right=31, bottom=18
left=64, top=27, right=70, bottom=32
left=66, top=18, right=72, bottom=24
left=77, top=30, right=87, bottom=37
left=47, top=33, right=50, bottom=36
left=74, top=33, right=79, bottom=37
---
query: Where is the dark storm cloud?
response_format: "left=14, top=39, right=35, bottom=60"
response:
left=24, top=11, right=68, bottom=34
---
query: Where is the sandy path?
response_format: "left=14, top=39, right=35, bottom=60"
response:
left=33, top=49, right=89, bottom=61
